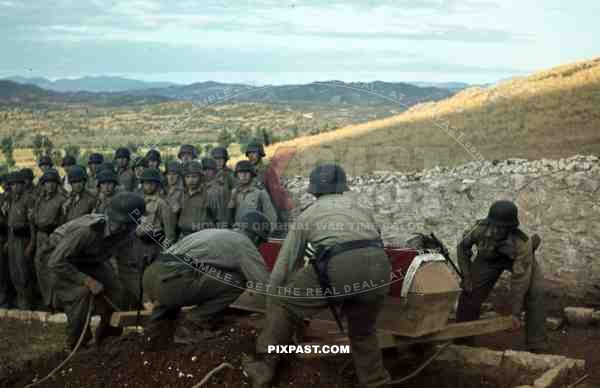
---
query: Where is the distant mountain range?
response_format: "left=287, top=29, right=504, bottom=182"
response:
left=409, top=81, right=471, bottom=91
left=0, top=77, right=460, bottom=108
left=3, top=76, right=178, bottom=93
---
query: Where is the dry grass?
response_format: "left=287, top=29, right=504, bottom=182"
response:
left=262, top=57, right=600, bottom=176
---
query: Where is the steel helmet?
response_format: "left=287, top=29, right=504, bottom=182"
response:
left=307, top=164, right=349, bottom=195
left=235, top=160, right=256, bottom=176
left=108, top=192, right=146, bottom=225
left=245, top=140, right=265, bottom=157
left=486, top=200, right=519, bottom=228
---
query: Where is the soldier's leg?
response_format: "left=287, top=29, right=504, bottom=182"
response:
left=524, top=259, right=548, bottom=351
left=335, top=251, right=391, bottom=388
left=456, top=257, right=507, bottom=322
left=0, top=237, right=15, bottom=308
left=8, top=237, right=35, bottom=309
left=185, top=273, right=245, bottom=322
left=56, top=283, right=94, bottom=348
left=83, top=262, right=125, bottom=344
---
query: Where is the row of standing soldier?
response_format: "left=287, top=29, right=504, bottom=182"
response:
left=0, top=140, right=284, bottom=314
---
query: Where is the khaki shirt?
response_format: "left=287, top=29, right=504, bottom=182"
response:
left=7, top=192, right=35, bottom=232
left=165, top=185, right=184, bottom=216
left=457, top=221, right=535, bottom=316
left=136, top=193, right=176, bottom=244
left=61, top=189, right=97, bottom=224
left=47, top=214, right=132, bottom=286
left=178, top=187, right=221, bottom=235
left=117, top=168, right=136, bottom=191
left=229, top=184, right=277, bottom=227
left=32, top=191, right=67, bottom=233
left=165, top=229, right=269, bottom=284
left=269, top=193, right=381, bottom=287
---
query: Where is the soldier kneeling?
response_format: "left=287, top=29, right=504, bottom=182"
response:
left=142, top=210, right=272, bottom=350
left=46, top=192, right=146, bottom=349
left=456, top=200, right=548, bottom=353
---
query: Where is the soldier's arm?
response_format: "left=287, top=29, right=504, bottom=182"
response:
left=47, top=227, right=94, bottom=286
left=227, top=188, right=237, bottom=228
left=207, top=188, right=225, bottom=227
left=499, top=234, right=534, bottom=316
left=259, top=190, right=277, bottom=232
left=269, top=222, right=305, bottom=289
left=159, top=200, right=177, bottom=245
left=456, top=225, right=478, bottom=280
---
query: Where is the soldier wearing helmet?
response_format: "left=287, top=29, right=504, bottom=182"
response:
left=177, top=161, right=222, bottom=238
left=86, top=153, right=104, bottom=191
left=201, top=157, right=227, bottom=227
left=114, top=147, right=136, bottom=191
left=228, top=160, right=276, bottom=231
left=142, top=210, right=272, bottom=350
left=146, top=149, right=162, bottom=170
left=211, top=146, right=238, bottom=207
left=38, top=155, right=54, bottom=172
left=5, top=170, right=37, bottom=309
left=132, top=156, right=148, bottom=194
left=117, top=168, right=175, bottom=309
left=178, top=144, right=198, bottom=163
left=164, top=161, right=184, bottom=217
left=45, top=192, right=145, bottom=349
left=60, top=165, right=97, bottom=224
left=93, top=169, right=119, bottom=215
left=456, top=200, right=547, bottom=352
left=244, top=164, right=392, bottom=388
left=32, top=168, right=67, bottom=307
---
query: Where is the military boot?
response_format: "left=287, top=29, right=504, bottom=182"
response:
left=349, top=335, right=391, bottom=388
left=242, top=353, right=279, bottom=388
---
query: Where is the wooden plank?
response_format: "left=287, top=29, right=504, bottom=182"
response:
left=296, top=316, right=513, bottom=359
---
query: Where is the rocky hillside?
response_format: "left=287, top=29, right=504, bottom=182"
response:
left=267, top=57, right=600, bottom=174
left=283, top=154, right=600, bottom=301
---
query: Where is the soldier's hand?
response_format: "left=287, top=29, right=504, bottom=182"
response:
left=24, top=242, right=35, bottom=259
left=461, top=277, right=473, bottom=293
left=510, top=315, right=522, bottom=332
left=84, top=277, right=104, bottom=295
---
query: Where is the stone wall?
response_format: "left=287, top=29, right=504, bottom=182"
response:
left=283, top=154, right=600, bottom=300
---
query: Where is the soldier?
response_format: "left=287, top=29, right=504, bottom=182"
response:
left=211, top=146, right=237, bottom=211
left=0, top=175, right=12, bottom=307
left=32, top=168, right=67, bottom=308
left=178, top=144, right=198, bottom=163
left=61, top=155, right=77, bottom=193
left=142, top=210, right=272, bottom=350
left=132, top=157, right=148, bottom=194
left=177, top=161, right=221, bottom=237
left=146, top=149, right=162, bottom=171
left=46, top=192, right=145, bottom=349
left=164, top=161, right=184, bottom=218
left=229, top=161, right=276, bottom=230
left=201, top=157, right=227, bottom=227
left=456, top=200, right=548, bottom=352
left=61, top=166, right=97, bottom=223
left=87, top=153, right=104, bottom=191
left=243, top=164, right=392, bottom=388
left=118, top=168, right=177, bottom=309
left=21, top=168, right=36, bottom=194
left=114, top=147, right=136, bottom=191
left=93, top=169, right=119, bottom=214
left=5, top=171, right=36, bottom=309
left=245, top=140, right=292, bottom=237
left=245, top=139, right=267, bottom=180
left=38, top=155, right=54, bottom=173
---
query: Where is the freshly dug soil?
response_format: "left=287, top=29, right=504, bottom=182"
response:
left=2, top=315, right=502, bottom=388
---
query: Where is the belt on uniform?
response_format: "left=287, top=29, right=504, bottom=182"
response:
left=307, top=239, right=384, bottom=333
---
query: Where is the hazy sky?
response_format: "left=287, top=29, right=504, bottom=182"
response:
left=1, top=0, right=598, bottom=85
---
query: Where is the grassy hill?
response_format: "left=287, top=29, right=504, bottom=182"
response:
left=264, top=57, right=600, bottom=176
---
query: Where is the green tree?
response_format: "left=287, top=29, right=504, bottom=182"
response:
left=217, top=128, right=235, bottom=148
left=1, top=136, right=15, bottom=169
left=64, top=144, right=81, bottom=160
left=31, top=134, right=54, bottom=160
